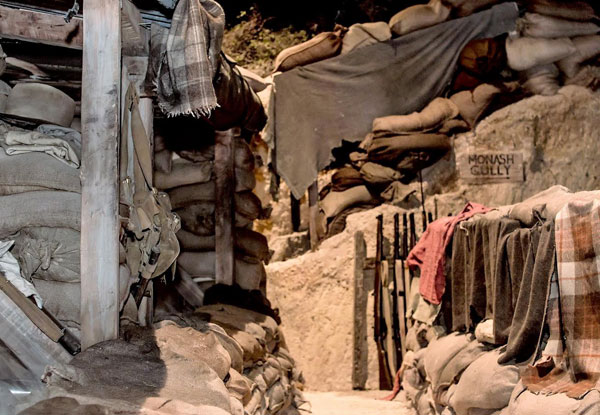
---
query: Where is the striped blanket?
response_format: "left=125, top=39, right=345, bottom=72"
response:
left=523, top=198, right=600, bottom=398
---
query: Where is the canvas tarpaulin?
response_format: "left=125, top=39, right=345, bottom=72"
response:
left=268, top=2, right=518, bottom=199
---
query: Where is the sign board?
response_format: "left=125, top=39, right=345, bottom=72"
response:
left=458, top=152, right=524, bottom=184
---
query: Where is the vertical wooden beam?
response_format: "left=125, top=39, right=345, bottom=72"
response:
left=80, top=0, right=121, bottom=350
left=215, top=130, right=235, bottom=286
left=352, top=231, right=368, bottom=390
left=308, top=181, right=319, bottom=250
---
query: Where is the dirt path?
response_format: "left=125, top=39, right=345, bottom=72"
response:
left=304, top=391, right=416, bottom=415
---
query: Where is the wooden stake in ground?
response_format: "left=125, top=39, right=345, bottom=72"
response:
left=215, top=129, right=235, bottom=286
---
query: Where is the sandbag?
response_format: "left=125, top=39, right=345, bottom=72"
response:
left=168, top=182, right=215, bottom=209
left=526, top=0, right=597, bottom=22
left=557, top=35, right=600, bottom=78
left=207, top=56, right=267, bottom=133
left=154, top=322, right=231, bottom=380
left=341, top=22, right=392, bottom=55
left=208, top=323, right=244, bottom=374
left=445, top=0, right=500, bottom=17
left=178, top=251, right=265, bottom=291
left=389, top=0, right=451, bottom=37
left=565, top=65, right=600, bottom=90
left=519, top=13, right=600, bottom=39
left=359, top=162, right=402, bottom=185
left=235, top=227, right=270, bottom=263
left=230, top=397, right=244, bottom=415
left=450, top=84, right=501, bottom=127
left=0, top=191, right=80, bottom=237
left=459, top=37, right=506, bottom=78
left=367, top=134, right=451, bottom=167
left=235, top=167, right=256, bottom=193
left=424, top=333, right=471, bottom=390
left=508, top=185, right=571, bottom=226
left=373, top=98, right=459, bottom=134
left=274, top=29, right=345, bottom=72
left=450, top=349, right=519, bottom=415
left=508, top=382, right=600, bottom=415
left=320, top=185, right=374, bottom=218
left=0, top=150, right=80, bottom=194
left=522, top=64, right=560, bottom=96
left=177, top=229, right=216, bottom=251
left=474, top=319, right=496, bottom=345
left=506, top=36, right=576, bottom=71
left=154, top=161, right=213, bottom=190
left=235, top=191, right=263, bottom=221
left=0, top=185, right=47, bottom=195
left=31, top=278, right=80, bottom=328
left=13, top=227, right=80, bottom=283
left=176, top=202, right=215, bottom=236
left=154, top=149, right=173, bottom=173
left=227, top=368, right=252, bottom=404
left=331, top=167, right=365, bottom=191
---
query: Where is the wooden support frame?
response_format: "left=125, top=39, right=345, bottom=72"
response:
left=215, top=129, right=235, bottom=286
left=80, top=0, right=122, bottom=350
left=352, top=231, right=368, bottom=389
left=0, top=5, right=83, bottom=49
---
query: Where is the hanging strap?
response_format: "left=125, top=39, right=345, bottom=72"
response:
left=121, top=83, right=153, bottom=195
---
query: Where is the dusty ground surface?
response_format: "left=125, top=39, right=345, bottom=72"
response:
left=304, top=391, right=416, bottom=415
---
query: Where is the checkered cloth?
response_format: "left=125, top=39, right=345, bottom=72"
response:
left=523, top=198, right=600, bottom=398
left=151, top=0, right=225, bottom=118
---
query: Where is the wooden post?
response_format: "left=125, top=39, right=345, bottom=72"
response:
left=290, top=195, right=301, bottom=233
left=352, top=231, right=368, bottom=389
left=308, top=181, right=319, bottom=250
left=215, top=130, right=235, bottom=286
left=80, top=0, right=121, bottom=350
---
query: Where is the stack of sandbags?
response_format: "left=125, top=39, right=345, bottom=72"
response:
left=155, top=135, right=270, bottom=299
left=508, top=1, right=600, bottom=95
left=196, top=304, right=306, bottom=415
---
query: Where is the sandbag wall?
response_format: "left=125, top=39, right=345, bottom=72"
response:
left=398, top=187, right=600, bottom=415
left=154, top=128, right=271, bottom=302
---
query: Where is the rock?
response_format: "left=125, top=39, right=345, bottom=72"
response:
left=269, top=231, right=310, bottom=262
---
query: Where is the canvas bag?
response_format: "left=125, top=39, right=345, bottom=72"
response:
left=120, top=84, right=180, bottom=281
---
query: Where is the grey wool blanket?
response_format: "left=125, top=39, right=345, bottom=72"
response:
left=268, top=3, right=518, bottom=198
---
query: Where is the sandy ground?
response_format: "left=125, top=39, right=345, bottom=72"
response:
left=304, top=391, right=416, bottom=415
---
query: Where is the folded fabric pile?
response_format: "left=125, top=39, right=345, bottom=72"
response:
left=24, top=307, right=306, bottom=415
left=154, top=125, right=271, bottom=302
left=398, top=187, right=600, bottom=414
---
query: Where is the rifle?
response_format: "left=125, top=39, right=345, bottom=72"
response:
left=374, top=214, right=393, bottom=390
left=391, top=213, right=404, bottom=369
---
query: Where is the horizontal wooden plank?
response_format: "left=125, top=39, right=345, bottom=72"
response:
left=0, top=5, right=83, bottom=49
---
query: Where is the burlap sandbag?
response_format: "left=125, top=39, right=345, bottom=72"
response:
left=178, top=251, right=265, bottom=291
left=565, top=65, right=600, bottom=90
left=154, top=321, right=231, bottom=380
left=526, top=0, right=597, bottom=22
left=274, top=28, right=345, bottom=72
left=0, top=185, right=49, bottom=195
left=557, top=35, right=600, bottom=78
left=177, top=228, right=216, bottom=251
left=359, top=162, right=402, bottom=185
left=372, top=98, right=459, bottom=135
left=13, top=227, right=80, bottom=283
left=506, top=36, right=576, bottom=72
left=230, top=396, right=244, bottom=415
left=450, top=349, right=519, bottom=415
left=154, top=149, right=172, bottom=173
left=331, top=167, right=365, bottom=191
left=31, top=278, right=80, bottom=328
left=235, top=167, right=256, bottom=193
left=227, top=368, right=252, bottom=404
left=0, top=150, right=80, bottom=194
left=168, top=182, right=215, bottom=209
left=389, top=0, right=451, bottom=37
left=519, top=13, right=600, bottom=39
left=176, top=202, right=215, bottom=236
left=320, top=185, right=374, bottom=218
left=459, top=37, right=506, bottom=78
left=444, top=0, right=500, bottom=18
left=450, top=84, right=501, bottom=127
left=235, top=227, right=270, bottom=263
left=341, top=22, right=392, bottom=55
left=0, top=191, right=80, bottom=237
left=154, top=161, right=213, bottom=190
left=235, top=191, right=263, bottom=221
left=522, top=64, right=560, bottom=96
left=267, top=378, right=293, bottom=413
left=367, top=134, right=451, bottom=167
left=424, top=333, right=471, bottom=390
left=207, top=322, right=244, bottom=374
left=508, top=185, right=571, bottom=226
left=507, top=382, right=600, bottom=415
